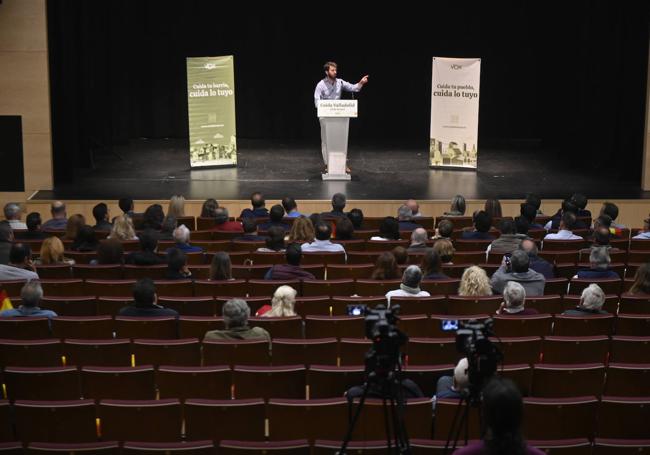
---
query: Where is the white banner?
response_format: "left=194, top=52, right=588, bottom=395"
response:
left=429, top=57, right=481, bottom=169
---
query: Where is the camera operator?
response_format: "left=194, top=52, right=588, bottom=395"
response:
left=432, top=358, right=468, bottom=411
left=453, top=377, right=544, bottom=455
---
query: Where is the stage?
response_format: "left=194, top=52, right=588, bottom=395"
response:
left=31, top=138, right=649, bottom=202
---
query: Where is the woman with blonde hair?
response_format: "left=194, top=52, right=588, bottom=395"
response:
left=287, top=216, right=315, bottom=243
left=458, top=266, right=493, bottom=296
left=109, top=215, right=138, bottom=241
left=35, top=236, right=75, bottom=265
left=433, top=239, right=455, bottom=264
left=168, top=195, right=186, bottom=219
left=62, top=214, right=86, bottom=240
left=258, top=285, right=298, bottom=317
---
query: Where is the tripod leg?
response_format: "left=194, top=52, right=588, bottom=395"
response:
left=382, top=397, right=393, bottom=454
left=444, top=397, right=465, bottom=454
left=338, top=383, right=370, bottom=455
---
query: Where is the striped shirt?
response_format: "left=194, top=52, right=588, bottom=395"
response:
left=314, top=78, right=361, bottom=107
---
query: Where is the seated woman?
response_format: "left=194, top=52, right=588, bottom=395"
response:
left=628, top=262, right=650, bottom=295
left=256, top=226, right=286, bottom=253
left=370, top=252, right=400, bottom=280
left=287, top=216, right=315, bottom=244
left=91, top=239, right=124, bottom=265
left=34, top=236, right=75, bottom=265
left=166, top=247, right=192, bottom=280
left=458, top=266, right=492, bottom=297
left=209, top=252, right=233, bottom=281
left=72, top=225, right=99, bottom=252
left=110, top=215, right=139, bottom=241
left=334, top=217, right=355, bottom=240
left=257, top=285, right=298, bottom=317
left=443, top=194, right=466, bottom=216
left=420, top=250, right=449, bottom=280
left=370, top=217, right=401, bottom=241
left=496, top=281, right=538, bottom=316
left=433, top=239, right=455, bottom=265
left=62, top=214, right=86, bottom=241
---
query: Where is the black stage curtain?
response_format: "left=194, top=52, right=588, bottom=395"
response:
left=47, top=1, right=648, bottom=183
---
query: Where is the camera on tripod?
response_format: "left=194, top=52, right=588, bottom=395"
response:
left=362, top=304, right=408, bottom=379
left=454, top=318, right=503, bottom=403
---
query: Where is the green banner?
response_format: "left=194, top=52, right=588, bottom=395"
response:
left=186, top=55, right=237, bottom=167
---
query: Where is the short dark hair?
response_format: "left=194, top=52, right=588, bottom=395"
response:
left=133, top=278, right=156, bottom=307
left=0, top=221, right=12, bottom=242
left=323, top=61, right=337, bottom=71
left=595, top=215, right=612, bottom=229
left=119, top=198, right=133, bottom=214
left=139, top=229, right=158, bottom=252
left=282, top=197, right=297, bottom=213
left=250, top=192, right=265, bottom=209
left=242, top=217, right=257, bottom=234
left=561, top=199, right=578, bottom=215
left=378, top=217, right=400, bottom=240
left=269, top=204, right=285, bottom=223
left=525, top=193, right=541, bottom=211
left=335, top=217, right=354, bottom=240
left=562, top=211, right=577, bottom=230
left=499, top=219, right=515, bottom=235
left=26, top=212, right=41, bottom=231
left=314, top=222, right=332, bottom=241
left=97, top=239, right=124, bottom=265
left=594, top=227, right=611, bottom=246
left=571, top=193, right=588, bottom=210
left=437, top=219, right=454, bottom=238
left=602, top=202, right=619, bottom=221
left=167, top=247, right=187, bottom=272
left=265, top=226, right=286, bottom=251
left=347, top=209, right=364, bottom=229
left=286, top=243, right=302, bottom=266
left=332, top=193, right=346, bottom=212
left=9, top=243, right=31, bottom=264
left=514, top=216, right=529, bottom=235
left=92, top=203, right=108, bottom=223
left=510, top=250, right=530, bottom=273
left=520, top=203, right=537, bottom=224
left=473, top=211, right=492, bottom=233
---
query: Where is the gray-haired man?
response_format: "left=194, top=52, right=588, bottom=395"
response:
left=204, top=299, right=270, bottom=342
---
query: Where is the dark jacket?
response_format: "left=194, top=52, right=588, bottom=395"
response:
left=264, top=264, right=315, bottom=280
left=424, top=272, right=450, bottom=280
left=528, top=255, right=555, bottom=279
left=398, top=221, right=421, bottom=231
left=118, top=305, right=179, bottom=317
left=14, top=230, right=48, bottom=240
left=576, top=268, right=620, bottom=280
left=240, top=208, right=269, bottom=218
left=93, top=220, right=113, bottom=231
left=258, top=222, right=290, bottom=231
left=461, top=231, right=494, bottom=240
left=0, top=241, right=11, bottom=265
left=233, top=234, right=266, bottom=242
left=562, top=306, right=608, bottom=316
left=126, top=251, right=166, bottom=266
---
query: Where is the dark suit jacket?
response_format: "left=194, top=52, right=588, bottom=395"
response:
left=126, top=251, right=166, bottom=266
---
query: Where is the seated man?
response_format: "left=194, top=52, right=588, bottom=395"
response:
left=574, top=247, right=620, bottom=280
left=301, top=222, right=346, bottom=255
left=544, top=199, right=586, bottom=231
left=258, top=205, right=290, bottom=231
left=496, top=281, right=539, bottom=316
left=405, top=198, right=423, bottom=218
left=0, top=244, right=39, bottom=281
left=92, top=202, right=113, bottom=231
left=0, top=221, right=13, bottom=265
left=563, top=283, right=608, bottom=315
left=0, top=281, right=56, bottom=319
left=461, top=211, right=493, bottom=240
left=240, top=191, right=269, bottom=218
left=407, top=228, right=430, bottom=252
left=233, top=217, right=266, bottom=241
left=3, top=203, right=26, bottom=230
left=397, top=205, right=421, bottom=230
left=434, top=358, right=469, bottom=404
left=42, top=201, right=68, bottom=231
left=172, top=225, right=203, bottom=253
left=14, top=212, right=48, bottom=240
left=321, top=193, right=347, bottom=219
left=165, top=248, right=192, bottom=280
left=519, top=239, right=555, bottom=279
left=118, top=278, right=178, bottom=317
left=204, top=298, right=270, bottom=342
left=212, top=207, right=243, bottom=232
left=385, top=265, right=431, bottom=306
left=487, top=219, right=523, bottom=255
left=520, top=203, right=545, bottom=230
left=432, top=219, right=454, bottom=240
left=282, top=196, right=304, bottom=218
left=264, top=243, right=315, bottom=280
left=347, top=208, right=364, bottom=230
left=600, top=201, right=625, bottom=229
left=490, top=249, right=545, bottom=296
left=125, top=229, right=166, bottom=266
left=544, top=212, right=583, bottom=240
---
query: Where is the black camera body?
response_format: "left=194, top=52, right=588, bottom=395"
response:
left=455, top=318, right=503, bottom=404
left=363, top=305, right=408, bottom=381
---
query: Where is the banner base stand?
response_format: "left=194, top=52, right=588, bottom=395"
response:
left=190, top=163, right=237, bottom=170
left=322, top=172, right=351, bottom=181
left=429, top=165, right=477, bottom=171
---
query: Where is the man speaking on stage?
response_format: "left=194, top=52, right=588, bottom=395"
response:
left=314, top=61, right=368, bottom=173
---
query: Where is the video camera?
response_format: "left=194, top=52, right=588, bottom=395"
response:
left=455, top=318, right=503, bottom=404
left=362, top=304, right=408, bottom=380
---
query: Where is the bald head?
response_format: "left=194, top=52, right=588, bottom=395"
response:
left=51, top=201, right=66, bottom=219
left=411, top=228, right=428, bottom=245
left=519, top=239, right=538, bottom=255
left=406, top=199, right=420, bottom=215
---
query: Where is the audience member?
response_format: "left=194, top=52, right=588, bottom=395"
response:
left=434, top=358, right=469, bottom=403
left=397, top=205, right=420, bottom=230
left=204, top=298, right=270, bottom=341
left=432, top=219, right=454, bottom=240
left=544, top=212, right=583, bottom=240
left=200, top=198, right=219, bottom=218
left=405, top=199, right=422, bottom=217
left=301, top=222, right=346, bottom=254
left=600, top=201, right=624, bottom=229
left=118, top=278, right=178, bottom=317
left=0, top=244, right=39, bottom=280
left=158, top=215, right=177, bottom=240
left=3, top=203, right=26, bottom=230
left=458, top=266, right=492, bottom=296
left=322, top=193, right=347, bottom=218
left=119, top=198, right=135, bottom=217
left=484, top=199, right=502, bottom=219
left=444, top=195, right=466, bottom=216
left=633, top=215, right=650, bottom=239
left=287, top=217, right=315, bottom=243
left=172, top=225, right=203, bottom=253
left=519, top=239, right=554, bottom=278
left=110, top=215, right=138, bottom=241
left=488, top=219, right=523, bottom=254
left=461, top=211, right=493, bottom=240
left=72, top=225, right=99, bottom=252
left=628, top=262, right=650, bottom=295
left=93, top=239, right=124, bottom=265
left=563, top=283, right=609, bottom=315
left=0, top=221, right=13, bottom=265
left=240, top=192, right=269, bottom=218
left=496, top=281, right=538, bottom=315
left=233, top=218, right=266, bottom=242
left=17, top=213, right=48, bottom=240
left=385, top=265, right=431, bottom=305
left=432, top=239, right=454, bottom=264
left=0, top=281, right=55, bottom=319
left=391, top=246, right=408, bottom=265
left=574, top=247, right=619, bottom=279
left=371, top=217, right=400, bottom=241
left=62, top=214, right=86, bottom=240
left=264, top=243, right=315, bottom=280
left=407, top=228, right=430, bottom=251
left=142, top=204, right=165, bottom=230
left=571, top=193, right=591, bottom=218
left=256, top=226, right=286, bottom=252
left=125, top=230, right=165, bottom=266
left=420, top=250, right=449, bottom=280
left=347, top=208, right=364, bottom=229
left=491, top=249, right=545, bottom=296
left=92, top=203, right=112, bottom=231
left=167, top=195, right=185, bottom=218
left=209, top=252, right=233, bottom=280
left=282, top=196, right=303, bottom=218
left=212, top=207, right=243, bottom=232
left=257, top=285, right=298, bottom=317
left=42, top=201, right=68, bottom=231
left=166, top=247, right=191, bottom=280
left=520, top=203, right=544, bottom=230
left=370, top=252, right=400, bottom=280
left=35, top=237, right=74, bottom=265
left=259, top=205, right=289, bottom=231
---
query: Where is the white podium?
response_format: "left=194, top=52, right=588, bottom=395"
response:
left=317, top=100, right=357, bottom=181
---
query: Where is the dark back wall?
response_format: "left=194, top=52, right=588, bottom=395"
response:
left=47, top=1, right=649, bottom=183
